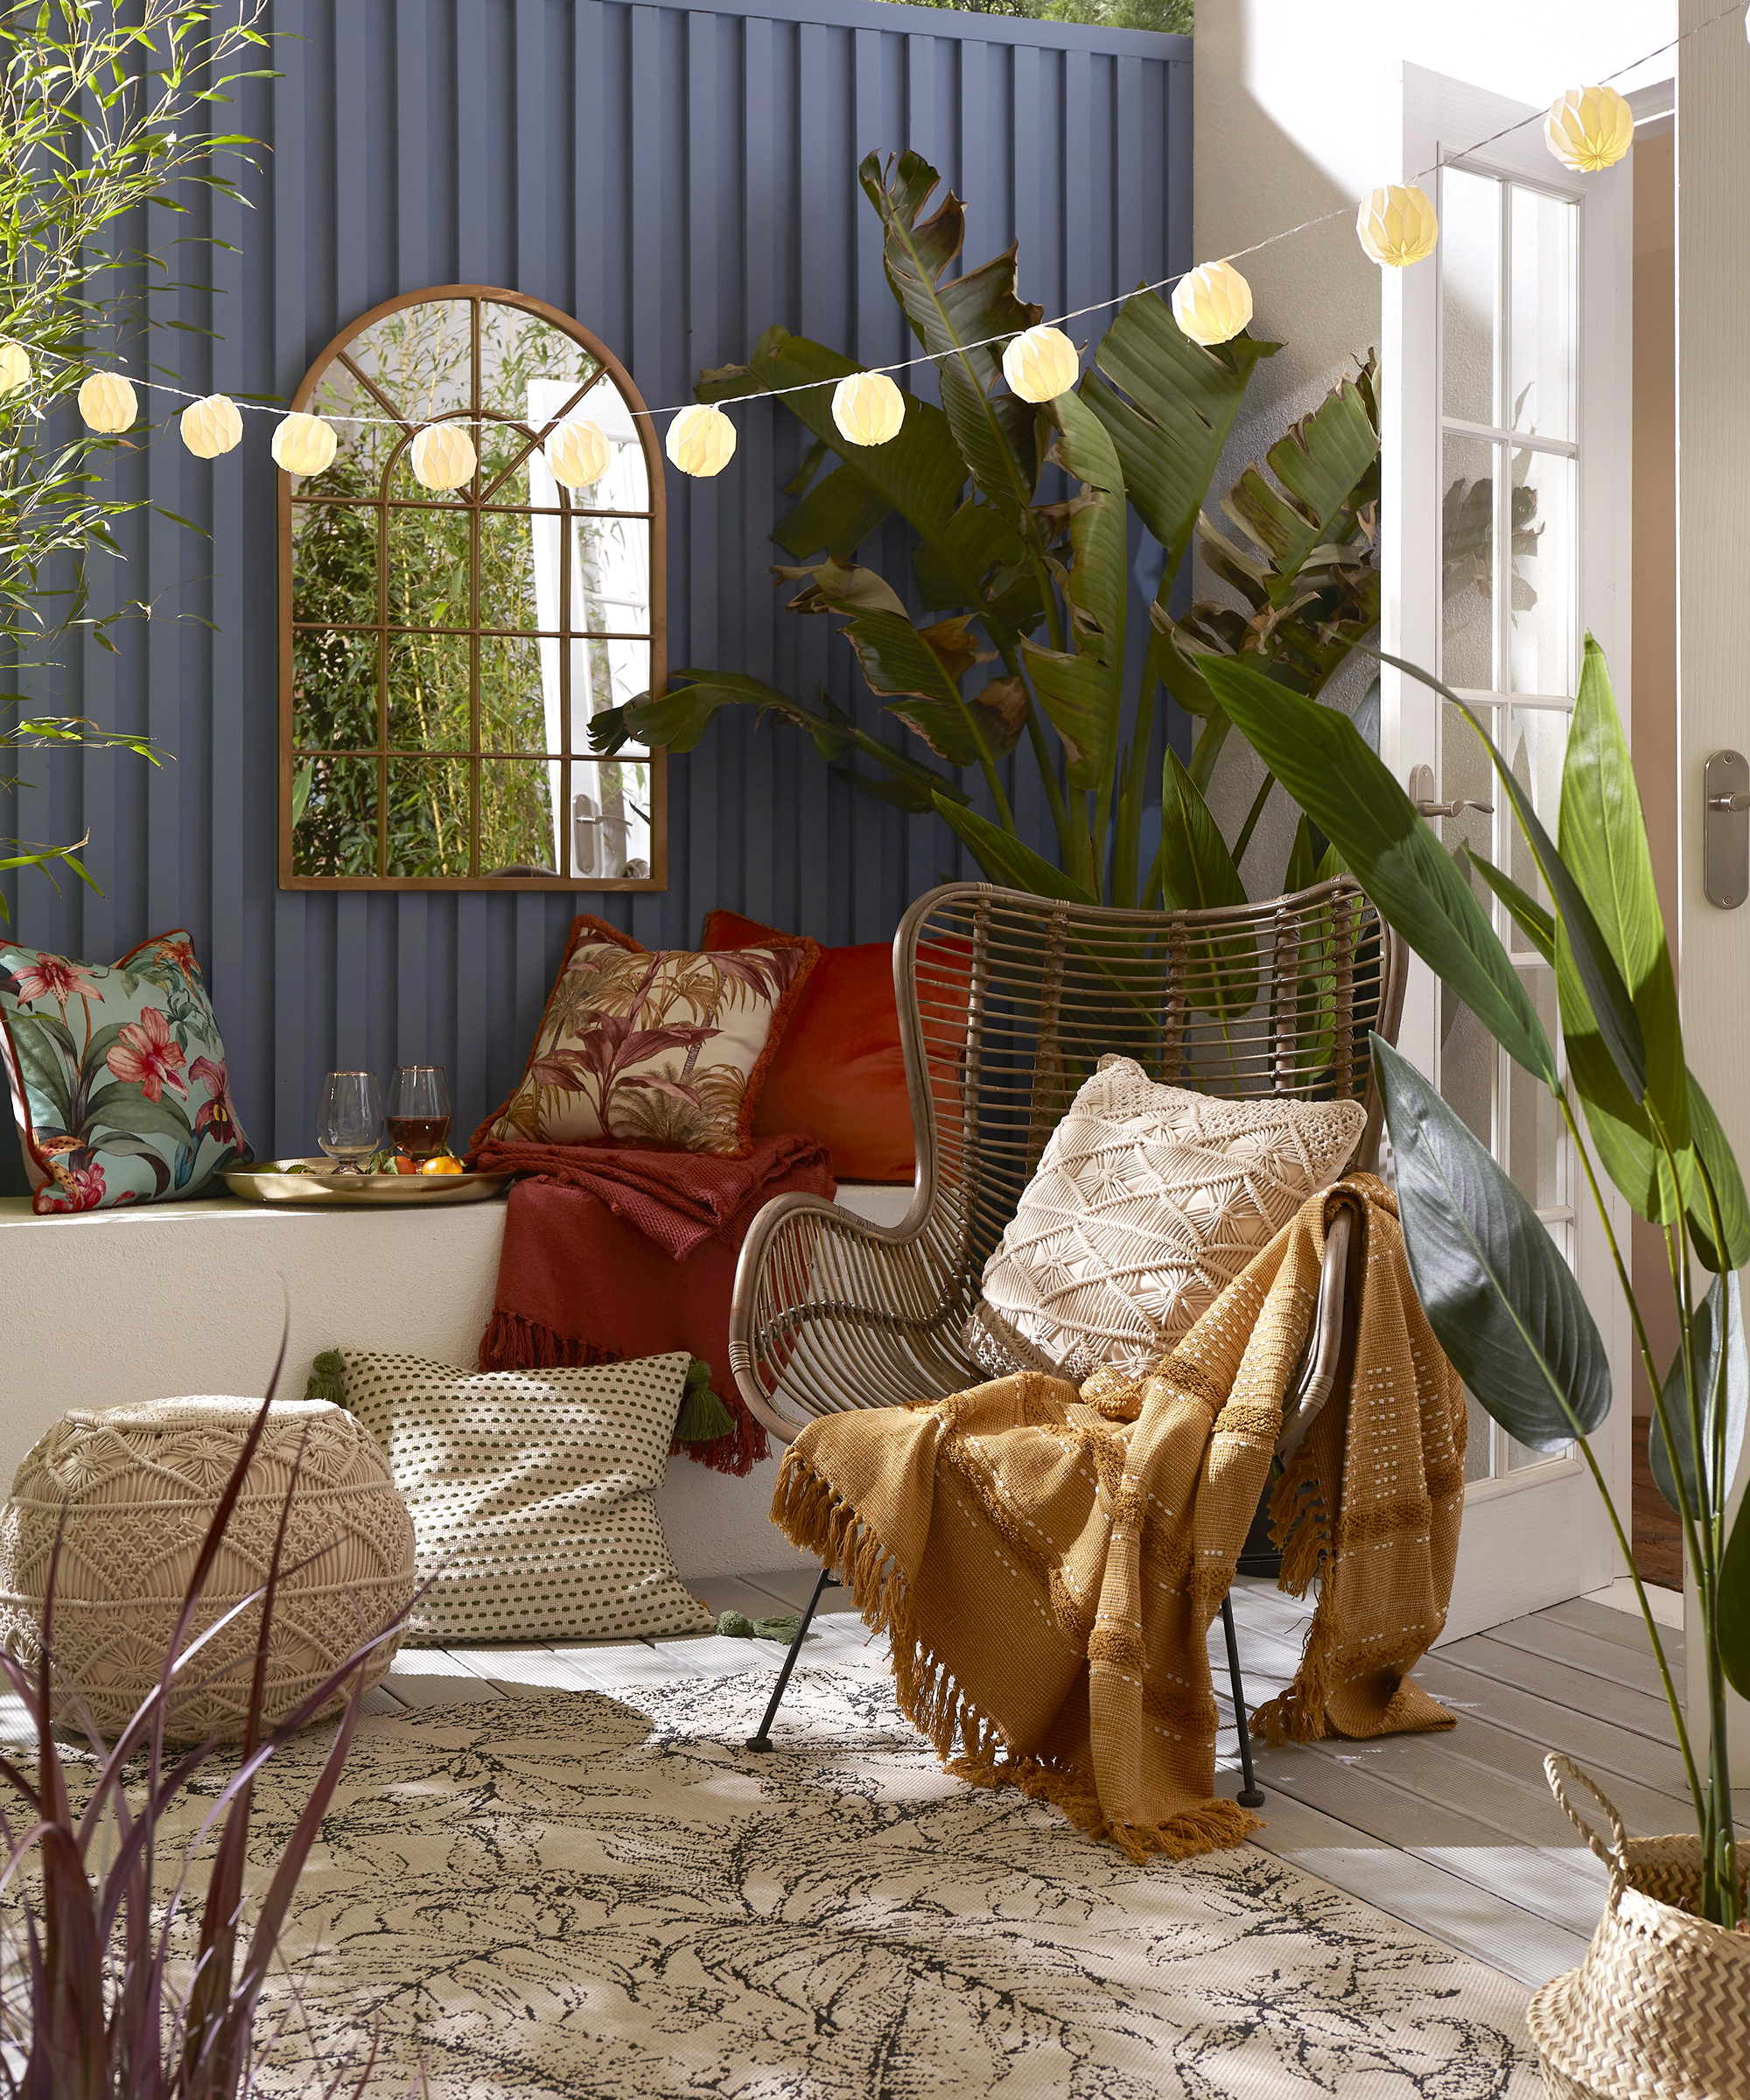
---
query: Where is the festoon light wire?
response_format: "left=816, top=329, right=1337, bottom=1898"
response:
left=24, top=0, right=1732, bottom=440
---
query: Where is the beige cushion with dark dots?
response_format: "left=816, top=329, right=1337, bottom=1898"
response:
left=967, top=1056, right=1367, bottom=1384
left=329, top=1349, right=711, bottom=1645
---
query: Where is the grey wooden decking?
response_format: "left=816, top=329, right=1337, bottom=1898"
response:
left=370, top=1569, right=1718, bottom=1992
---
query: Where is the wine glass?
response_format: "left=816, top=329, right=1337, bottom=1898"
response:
left=387, top=1065, right=452, bottom=1163
left=317, top=1071, right=382, bottom=1175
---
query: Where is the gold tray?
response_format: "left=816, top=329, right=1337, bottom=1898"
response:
left=221, top=1157, right=512, bottom=1208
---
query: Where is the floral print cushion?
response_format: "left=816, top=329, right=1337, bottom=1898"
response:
left=0, top=930, right=249, bottom=1214
left=478, top=915, right=818, bottom=1158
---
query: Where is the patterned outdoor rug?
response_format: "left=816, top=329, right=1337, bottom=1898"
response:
left=212, top=1669, right=1538, bottom=2097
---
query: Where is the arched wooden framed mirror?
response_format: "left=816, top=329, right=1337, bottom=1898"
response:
left=278, top=285, right=666, bottom=890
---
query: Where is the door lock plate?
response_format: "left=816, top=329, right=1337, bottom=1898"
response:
left=1704, top=750, right=1750, bottom=909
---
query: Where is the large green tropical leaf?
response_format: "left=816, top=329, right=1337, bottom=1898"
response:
left=1019, top=391, right=1126, bottom=792
left=840, top=608, right=1019, bottom=768
left=1682, top=1080, right=1750, bottom=1273
left=932, top=791, right=1096, bottom=904
left=858, top=150, right=1042, bottom=524
left=1719, top=1491, right=1750, bottom=1699
left=1376, top=1038, right=1611, bottom=1450
left=1222, top=374, right=1381, bottom=605
left=1152, top=748, right=1258, bottom=1019
left=774, top=460, right=897, bottom=562
left=83, top=1083, right=196, bottom=1148
left=1082, top=290, right=1274, bottom=580
left=1368, top=646, right=1648, bottom=1107
left=1201, top=658, right=1558, bottom=1088
left=1651, top=1272, right=1746, bottom=1521
left=1464, top=847, right=1556, bottom=962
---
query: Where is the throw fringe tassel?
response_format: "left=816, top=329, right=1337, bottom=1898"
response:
left=480, top=1310, right=768, bottom=1476
left=1250, top=1442, right=1345, bottom=1746
left=771, top=1446, right=1261, bottom=1862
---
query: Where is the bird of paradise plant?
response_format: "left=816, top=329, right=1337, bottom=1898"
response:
left=1204, top=636, right=1750, bottom=1927
left=0, top=1351, right=414, bottom=2095
left=592, top=150, right=1382, bottom=912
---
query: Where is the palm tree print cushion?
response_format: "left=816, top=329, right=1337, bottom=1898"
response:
left=480, top=915, right=820, bottom=1158
left=0, top=930, right=249, bottom=1214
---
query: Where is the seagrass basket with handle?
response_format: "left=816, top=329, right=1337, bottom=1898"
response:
left=1530, top=1754, right=1750, bottom=2098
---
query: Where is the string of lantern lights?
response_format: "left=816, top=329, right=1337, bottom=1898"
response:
left=0, top=20, right=1721, bottom=496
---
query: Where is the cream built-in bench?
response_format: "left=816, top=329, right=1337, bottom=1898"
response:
left=0, top=1181, right=912, bottom=1579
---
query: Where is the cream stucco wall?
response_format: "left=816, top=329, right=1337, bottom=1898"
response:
left=0, top=1183, right=912, bottom=1582
left=1191, top=0, right=1676, bottom=883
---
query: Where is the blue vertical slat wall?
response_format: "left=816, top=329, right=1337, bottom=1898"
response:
left=0, top=0, right=1189, bottom=1167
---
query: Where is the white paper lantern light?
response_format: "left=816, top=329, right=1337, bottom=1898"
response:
left=545, top=416, right=609, bottom=489
left=665, top=402, right=736, bottom=478
left=1355, top=185, right=1439, bottom=268
left=1544, top=85, right=1634, bottom=173
left=410, top=421, right=477, bottom=491
left=0, top=340, right=31, bottom=398
left=1002, top=325, right=1078, bottom=404
left=271, top=411, right=338, bottom=478
left=78, top=372, right=137, bottom=433
left=1171, top=261, right=1255, bottom=346
left=179, top=394, right=243, bottom=458
left=831, top=371, right=906, bottom=448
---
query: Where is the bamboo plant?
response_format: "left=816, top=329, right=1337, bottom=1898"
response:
left=0, top=0, right=268, bottom=912
left=1203, top=638, right=1750, bottom=1926
left=592, top=149, right=1382, bottom=910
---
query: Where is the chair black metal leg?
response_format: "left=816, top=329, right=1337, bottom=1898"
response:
left=1222, top=1592, right=1266, bottom=1809
left=746, top=1566, right=835, bottom=1752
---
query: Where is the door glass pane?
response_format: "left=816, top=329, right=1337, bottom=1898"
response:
left=1440, top=979, right=1494, bottom=1152
left=570, top=758, right=654, bottom=881
left=1508, top=966, right=1563, bottom=1210
left=1441, top=167, right=1500, bottom=428
left=1465, top=1392, right=1495, bottom=1483
left=1508, top=449, right=1576, bottom=696
left=1442, top=434, right=1496, bottom=689
left=1506, top=706, right=1568, bottom=907
left=1509, top=186, right=1577, bottom=442
left=1439, top=696, right=1495, bottom=875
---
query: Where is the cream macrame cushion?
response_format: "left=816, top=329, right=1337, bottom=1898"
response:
left=967, top=1056, right=1367, bottom=1383
left=0, top=1397, right=416, bottom=1743
left=327, top=1349, right=711, bottom=1645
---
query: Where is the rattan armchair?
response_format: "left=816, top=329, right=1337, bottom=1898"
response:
left=729, top=876, right=1407, bottom=1803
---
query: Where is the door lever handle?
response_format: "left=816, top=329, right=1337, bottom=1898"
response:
left=1405, top=764, right=1493, bottom=823
left=1412, top=795, right=1494, bottom=820
left=1704, top=751, right=1750, bottom=908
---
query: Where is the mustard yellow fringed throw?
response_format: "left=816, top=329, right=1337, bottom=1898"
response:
left=769, top=1174, right=1468, bottom=1861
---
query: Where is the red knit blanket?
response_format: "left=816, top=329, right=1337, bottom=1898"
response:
left=472, top=1134, right=835, bottom=1476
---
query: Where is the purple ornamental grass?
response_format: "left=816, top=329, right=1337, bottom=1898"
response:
left=0, top=1332, right=419, bottom=2098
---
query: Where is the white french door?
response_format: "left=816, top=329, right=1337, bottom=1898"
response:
left=1382, top=64, right=1634, bottom=1638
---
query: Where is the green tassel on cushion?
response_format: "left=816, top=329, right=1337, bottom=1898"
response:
left=674, top=1357, right=735, bottom=1444
left=304, top=1350, right=345, bottom=1404
left=716, top=1609, right=804, bottom=1643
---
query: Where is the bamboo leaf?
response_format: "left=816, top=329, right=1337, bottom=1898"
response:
left=1376, top=1037, right=1612, bottom=1451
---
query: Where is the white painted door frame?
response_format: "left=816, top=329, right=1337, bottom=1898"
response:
left=1675, top=0, right=1750, bottom=1759
left=1381, top=60, right=1634, bottom=1639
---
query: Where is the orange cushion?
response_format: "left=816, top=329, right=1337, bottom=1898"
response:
left=702, top=910, right=914, bottom=1184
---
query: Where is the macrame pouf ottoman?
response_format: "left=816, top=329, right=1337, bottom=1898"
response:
left=0, top=1398, right=416, bottom=1740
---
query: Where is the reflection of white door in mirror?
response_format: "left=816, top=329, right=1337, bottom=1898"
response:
left=1382, top=64, right=1632, bottom=1638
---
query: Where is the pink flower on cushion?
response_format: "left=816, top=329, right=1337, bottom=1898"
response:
left=189, top=1054, right=239, bottom=1146
left=42, top=1157, right=106, bottom=1211
left=13, top=953, right=102, bottom=1014
left=106, top=1007, right=187, bottom=1102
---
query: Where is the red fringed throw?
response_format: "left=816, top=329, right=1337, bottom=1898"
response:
left=473, top=1134, right=835, bottom=1476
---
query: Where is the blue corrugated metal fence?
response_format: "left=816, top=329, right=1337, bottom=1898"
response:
left=0, top=0, right=1189, bottom=1168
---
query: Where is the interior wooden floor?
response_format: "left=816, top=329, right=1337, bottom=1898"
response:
left=361, top=1565, right=1732, bottom=1992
